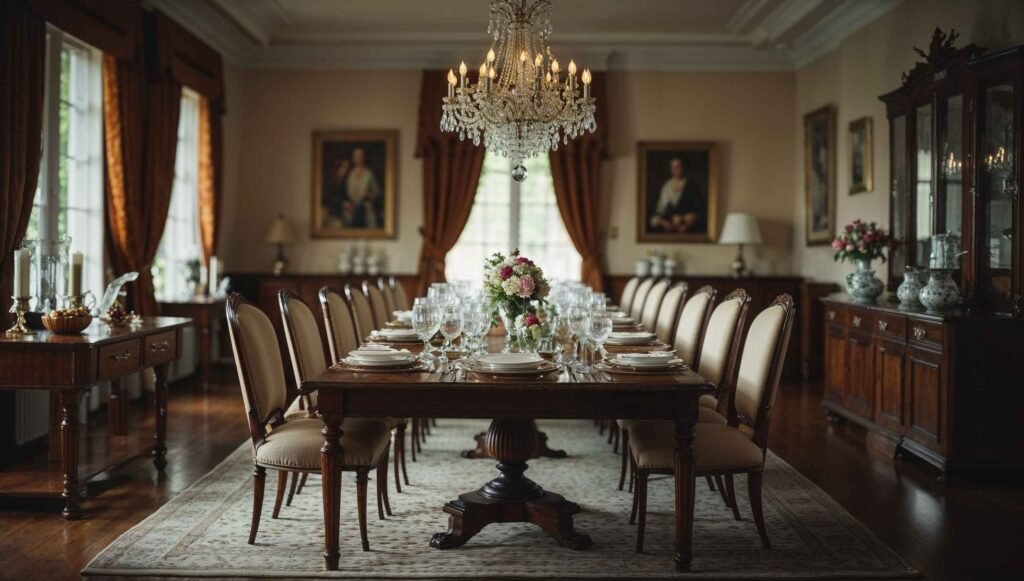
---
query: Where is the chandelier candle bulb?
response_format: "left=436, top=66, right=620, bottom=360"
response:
left=447, top=69, right=456, bottom=97
left=459, top=61, right=468, bottom=87
left=487, top=48, right=496, bottom=63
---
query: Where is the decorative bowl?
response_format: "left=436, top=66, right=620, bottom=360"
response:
left=42, top=313, right=93, bottom=335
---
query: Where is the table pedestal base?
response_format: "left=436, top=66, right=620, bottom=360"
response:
left=460, top=422, right=568, bottom=459
left=433, top=419, right=590, bottom=551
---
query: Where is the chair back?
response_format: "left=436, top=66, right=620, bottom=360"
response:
left=639, top=279, right=670, bottom=332
left=379, top=277, right=397, bottom=314
left=629, top=277, right=657, bottom=321
left=390, top=276, right=411, bottom=311
left=696, top=289, right=751, bottom=411
left=672, top=285, right=717, bottom=366
left=279, top=290, right=329, bottom=384
left=319, top=286, right=360, bottom=363
left=618, top=276, right=641, bottom=315
left=653, top=282, right=687, bottom=344
left=346, top=284, right=376, bottom=342
left=733, top=294, right=797, bottom=450
left=225, top=294, right=288, bottom=447
left=363, top=280, right=390, bottom=329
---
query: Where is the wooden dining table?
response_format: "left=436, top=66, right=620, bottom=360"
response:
left=304, top=338, right=713, bottom=573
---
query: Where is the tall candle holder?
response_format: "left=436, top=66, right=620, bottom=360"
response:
left=6, top=296, right=34, bottom=336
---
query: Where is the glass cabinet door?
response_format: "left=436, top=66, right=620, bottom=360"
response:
left=940, top=95, right=964, bottom=237
left=891, top=114, right=908, bottom=279
left=914, top=104, right=934, bottom=266
left=980, top=83, right=1015, bottom=305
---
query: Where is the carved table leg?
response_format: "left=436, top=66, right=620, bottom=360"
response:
left=108, top=379, right=127, bottom=437
left=58, top=390, right=83, bottom=520
left=152, top=364, right=169, bottom=471
left=674, top=414, right=697, bottom=572
left=461, top=422, right=567, bottom=459
left=432, top=419, right=591, bottom=551
left=321, top=411, right=344, bottom=571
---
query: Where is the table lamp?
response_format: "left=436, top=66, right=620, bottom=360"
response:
left=264, top=213, right=297, bottom=276
left=719, top=212, right=762, bottom=278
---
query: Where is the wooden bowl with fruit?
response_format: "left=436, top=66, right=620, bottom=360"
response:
left=42, top=306, right=93, bottom=335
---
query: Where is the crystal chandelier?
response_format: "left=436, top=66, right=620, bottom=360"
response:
left=441, top=0, right=597, bottom=181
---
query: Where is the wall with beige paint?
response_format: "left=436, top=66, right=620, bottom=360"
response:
left=791, top=0, right=1024, bottom=285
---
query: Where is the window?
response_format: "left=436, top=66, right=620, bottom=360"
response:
left=447, top=153, right=581, bottom=286
left=152, top=88, right=202, bottom=300
left=28, top=27, right=105, bottom=298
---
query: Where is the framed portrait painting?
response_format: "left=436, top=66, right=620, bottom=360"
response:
left=804, top=106, right=836, bottom=245
left=848, top=116, right=873, bottom=194
left=637, top=141, right=718, bottom=243
left=311, top=130, right=397, bottom=239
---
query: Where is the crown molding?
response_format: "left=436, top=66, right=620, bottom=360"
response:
left=146, top=0, right=254, bottom=64
left=791, top=0, right=902, bottom=68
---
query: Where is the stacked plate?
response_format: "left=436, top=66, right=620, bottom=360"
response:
left=342, top=346, right=418, bottom=369
left=611, top=314, right=640, bottom=330
left=468, top=353, right=560, bottom=376
left=370, top=328, right=421, bottom=342
left=605, top=331, right=657, bottom=346
left=601, top=351, right=687, bottom=373
left=393, top=310, right=412, bottom=323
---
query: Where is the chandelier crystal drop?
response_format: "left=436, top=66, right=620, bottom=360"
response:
left=441, top=0, right=597, bottom=181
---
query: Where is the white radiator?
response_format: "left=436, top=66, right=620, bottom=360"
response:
left=15, top=390, right=50, bottom=445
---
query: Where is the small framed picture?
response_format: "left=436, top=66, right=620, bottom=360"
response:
left=804, top=105, right=836, bottom=245
left=636, top=141, right=719, bottom=243
left=848, top=117, right=873, bottom=194
left=311, top=130, right=398, bottom=239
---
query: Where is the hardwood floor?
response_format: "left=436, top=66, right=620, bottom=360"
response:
left=0, top=371, right=1021, bottom=580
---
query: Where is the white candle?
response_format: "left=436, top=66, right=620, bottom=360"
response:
left=69, top=252, right=84, bottom=296
left=208, top=256, right=219, bottom=295
left=13, top=249, right=30, bottom=297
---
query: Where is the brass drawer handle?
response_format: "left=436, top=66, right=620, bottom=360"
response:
left=150, top=340, right=170, bottom=353
left=827, top=311, right=836, bottom=320
left=109, top=349, right=132, bottom=362
left=852, top=315, right=862, bottom=327
left=913, top=327, right=926, bottom=341
left=878, top=320, right=888, bottom=332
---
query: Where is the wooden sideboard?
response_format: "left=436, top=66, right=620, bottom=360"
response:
left=604, top=274, right=834, bottom=381
left=821, top=293, right=1024, bottom=480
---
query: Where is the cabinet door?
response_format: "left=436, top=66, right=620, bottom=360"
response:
left=824, top=324, right=847, bottom=406
left=906, top=346, right=944, bottom=452
left=845, top=331, right=875, bottom=418
left=977, top=82, right=1016, bottom=311
left=874, top=338, right=906, bottom=433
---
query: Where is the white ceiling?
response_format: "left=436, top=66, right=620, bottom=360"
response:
left=148, top=0, right=902, bottom=70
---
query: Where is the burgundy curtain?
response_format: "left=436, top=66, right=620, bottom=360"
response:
left=414, top=70, right=486, bottom=296
left=103, top=19, right=181, bottom=316
left=0, top=1, right=46, bottom=320
left=548, top=72, right=608, bottom=291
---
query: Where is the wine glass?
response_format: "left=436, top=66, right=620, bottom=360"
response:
left=566, top=304, right=590, bottom=371
left=462, top=304, right=491, bottom=360
left=412, top=303, right=440, bottom=365
left=588, top=311, right=613, bottom=367
left=438, top=305, right=464, bottom=366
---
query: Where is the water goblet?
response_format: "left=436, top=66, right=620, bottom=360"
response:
left=588, top=311, right=613, bottom=366
left=412, top=303, right=440, bottom=366
left=566, top=305, right=590, bottom=372
left=438, top=305, right=464, bottom=366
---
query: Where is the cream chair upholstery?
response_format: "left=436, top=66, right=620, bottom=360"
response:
left=227, top=294, right=392, bottom=548
left=625, top=294, right=796, bottom=553
left=390, top=277, right=410, bottom=311
left=279, top=293, right=326, bottom=421
left=640, top=279, right=670, bottom=333
left=629, top=277, right=657, bottom=321
left=363, top=280, right=390, bottom=330
left=672, top=285, right=717, bottom=365
left=695, top=289, right=751, bottom=417
left=347, top=285, right=376, bottom=342
left=618, top=276, right=641, bottom=315
left=379, top=277, right=397, bottom=314
left=653, top=282, right=687, bottom=344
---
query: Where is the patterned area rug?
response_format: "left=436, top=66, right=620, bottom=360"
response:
left=83, top=420, right=918, bottom=579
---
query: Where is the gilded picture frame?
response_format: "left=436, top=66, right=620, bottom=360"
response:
left=311, top=130, right=397, bottom=239
left=804, top=106, right=836, bottom=245
left=848, top=116, right=873, bottom=194
left=636, top=141, right=719, bottom=243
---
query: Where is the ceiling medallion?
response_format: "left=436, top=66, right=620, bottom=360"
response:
left=441, top=0, right=597, bottom=181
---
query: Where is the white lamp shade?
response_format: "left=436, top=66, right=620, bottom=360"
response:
left=718, top=212, right=762, bottom=245
left=265, top=214, right=297, bottom=244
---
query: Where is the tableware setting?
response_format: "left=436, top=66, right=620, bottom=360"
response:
left=462, top=352, right=562, bottom=378
left=369, top=327, right=422, bottom=343
left=597, top=351, right=688, bottom=374
left=604, top=330, right=656, bottom=346
left=338, top=345, right=429, bottom=372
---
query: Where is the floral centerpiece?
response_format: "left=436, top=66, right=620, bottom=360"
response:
left=484, top=250, right=550, bottom=351
left=831, top=219, right=898, bottom=303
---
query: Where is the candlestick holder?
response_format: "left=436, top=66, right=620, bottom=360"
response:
left=6, top=296, right=34, bottom=336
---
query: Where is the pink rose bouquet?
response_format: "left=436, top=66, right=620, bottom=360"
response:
left=831, top=219, right=898, bottom=264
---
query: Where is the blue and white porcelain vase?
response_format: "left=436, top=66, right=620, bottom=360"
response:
left=845, top=258, right=884, bottom=304
left=919, top=269, right=960, bottom=312
left=897, top=266, right=925, bottom=307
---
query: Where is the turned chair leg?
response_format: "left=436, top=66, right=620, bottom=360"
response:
left=705, top=475, right=716, bottom=491
left=725, top=474, right=741, bottom=520
left=748, top=471, right=770, bottom=549
left=432, top=418, right=437, bottom=428
left=613, top=422, right=620, bottom=452
left=628, top=470, right=640, bottom=525
left=635, top=470, right=649, bottom=553
left=598, top=419, right=607, bottom=436
left=398, top=423, right=410, bottom=487
left=298, top=472, right=308, bottom=494
left=248, top=465, right=266, bottom=544
left=356, top=469, right=370, bottom=551
left=378, top=444, right=393, bottom=518
left=628, top=452, right=636, bottom=493
left=410, top=419, right=418, bottom=462
left=286, top=470, right=299, bottom=506
left=715, top=475, right=730, bottom=506
left=618, top=429, right=630, bottom=490
left=272, top=470, right=287, bottom=519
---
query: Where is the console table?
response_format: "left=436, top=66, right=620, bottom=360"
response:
left=159, top=298, right=226, bottom=389
left=0, top=317, right=190, bottom=518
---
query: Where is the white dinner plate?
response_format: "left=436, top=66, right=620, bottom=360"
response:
left=393, top=310, right=412, bottom=321
left=614, top=352, right=677, bottom=367
left=476, top=353, right=546, bottom=370
left=605, top=331, right=656, bottom=345
left=347, top=348, right=413, bottom=361
left=373, top=329, right=420, bottom=340
left=343, top=355, right=417, bottom=367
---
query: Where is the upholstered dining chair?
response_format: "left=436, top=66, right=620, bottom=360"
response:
left=627, top=294, right=796, bottom=553
left=639, top=278, right=671, bottom=333
left=389, top=276, right=410, bottom=311
left=278, top=290, right=395, bottom=545
left=363, top=281, right=391, bottom=330
left=378, top=277, right=397, bottom=315
left=617, top=276, right=642, bottom=316
left=652, top=282, right=688, bottom=345
left=629, top=277, right=658, bottom=321
left=226, top=294, right=390, bottom=549
left=346, top=284, right=377, bottom=343
left=320, top=286, right=411, bottom=493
